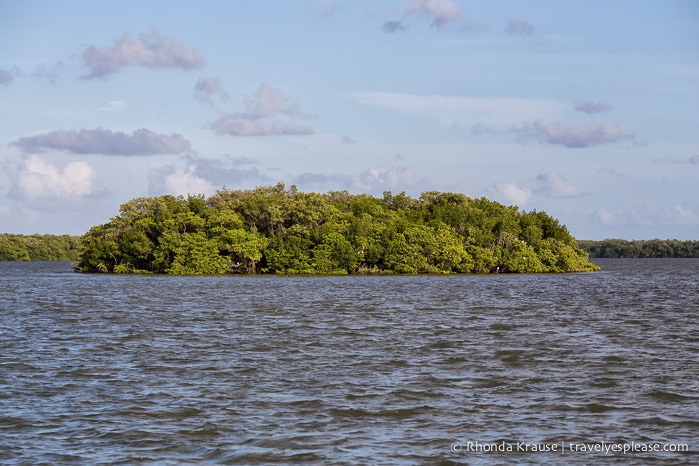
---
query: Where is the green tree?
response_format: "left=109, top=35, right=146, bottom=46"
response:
left=75, top=184, right=600, bottom=274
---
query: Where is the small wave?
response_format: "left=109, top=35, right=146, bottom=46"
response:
left=585, top=402, right=620, bottom=413
left=376, top=405, right=434, bottom=419
left=646, top=390, right=696, bottom=402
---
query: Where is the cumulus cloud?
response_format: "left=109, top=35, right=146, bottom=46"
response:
left=13, top=128, right=192, bottom=155
left=193, top=76, right=229, bottom=105
left=210, top=83, right=313, bottom=137
left=155, top=165, right=215, bottom=197
left=574, top=100, right=613, bottom=114
left=666, top=204, right=699, bottom=224
left=12, top=155, right=97, bottom=201
left=506, top=19, right=535, bottom=36
left=82, top=29, right=204, bottom=78
left=632, top=203, right=699, bottom=226
left=148, top=157, right=272, bottom=195
left=485, top=181, right=532, bottom=206
left=407, top=0, right=461, bottom=28
left=589, top=208, right=615, bottom=225
left=241, top=83, right=302, bottom=119
left=535, top=170, right=586, bottom=198
left=518, top=120, right=634, bottom=148
left=356, top=165, right=419, bottom=192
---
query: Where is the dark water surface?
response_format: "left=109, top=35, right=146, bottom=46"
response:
left=1, top=259, right=698, bottom=465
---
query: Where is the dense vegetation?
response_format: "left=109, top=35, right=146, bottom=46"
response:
left=578, top=239, right=699, bottom=258
left=76, top=184, right=599, bottom=274
left=0, top=234, right=80, bottom=261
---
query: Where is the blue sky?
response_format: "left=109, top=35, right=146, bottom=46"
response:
left=1, top=0, right=697, bottom=239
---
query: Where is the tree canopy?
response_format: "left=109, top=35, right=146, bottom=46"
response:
left=0, top=234, right=80, bottom=261
left=578, top=239, right=699, bottom=258
left=75, top=184, right=599, bottom=274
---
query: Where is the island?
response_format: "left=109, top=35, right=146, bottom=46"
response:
left=73, top=184, right=598, bottom=274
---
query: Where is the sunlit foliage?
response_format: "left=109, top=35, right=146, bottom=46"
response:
left=0, top=234, right=80, bottom=261
left=76, top=184, right=599, bottom=274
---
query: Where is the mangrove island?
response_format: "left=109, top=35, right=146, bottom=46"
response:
left=75, top=184, right=599, bottom=274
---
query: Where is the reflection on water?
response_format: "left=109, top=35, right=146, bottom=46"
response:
left=1, top=259, right=697, bottom=464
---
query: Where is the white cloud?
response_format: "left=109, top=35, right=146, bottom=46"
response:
left=484, top=181, right=531, bottom=206
left=13, top=128, right=192, bottom=155
left=518, top=120, right=634, bottom=148
left=82, top=29, right=204, bottom=78
left=639, top=203, right=698, bottom=226
left=242, top=83, right=302, bottom=119
left=14, top=155, right=97, bottom=201
left=667, top=204, right=699, bottom=224
left=210, top=83, right=313, bottom=137
left=161, top=165, right=215, bottom=197
left=406, top=0, right=461, bottom=28
left=148, top=158, right=271, bottom=196
left=355, top=165, right=418, bottom=192
left=535, top=170, right=586, bottom=198
left=590, top=208, right=615, bottom=225
left=193, top=76, right=230, bottom=105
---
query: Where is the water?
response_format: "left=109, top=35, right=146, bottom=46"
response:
left=1, top=260, right=697, bottom=465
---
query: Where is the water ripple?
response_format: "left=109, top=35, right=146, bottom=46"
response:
left=1, top=259, right=697, bottom=464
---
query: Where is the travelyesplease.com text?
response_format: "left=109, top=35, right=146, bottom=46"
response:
left=451, top=441, right=689, bottom=455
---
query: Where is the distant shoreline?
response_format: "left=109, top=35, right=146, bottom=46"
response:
left=0, top=234, right=80, bottom=261
left=578, top=239, right=699, bottom=258
left=2, top=235, right=698, bottom=262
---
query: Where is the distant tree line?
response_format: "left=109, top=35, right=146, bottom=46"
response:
left=0, top=234, right=80, bottom=261
left=76, top=184, right=598, bottom=275
left=578, top=239, right=699, bottom=258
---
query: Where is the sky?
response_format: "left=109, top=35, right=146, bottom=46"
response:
left=1, top=0, right=698, bottom=240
